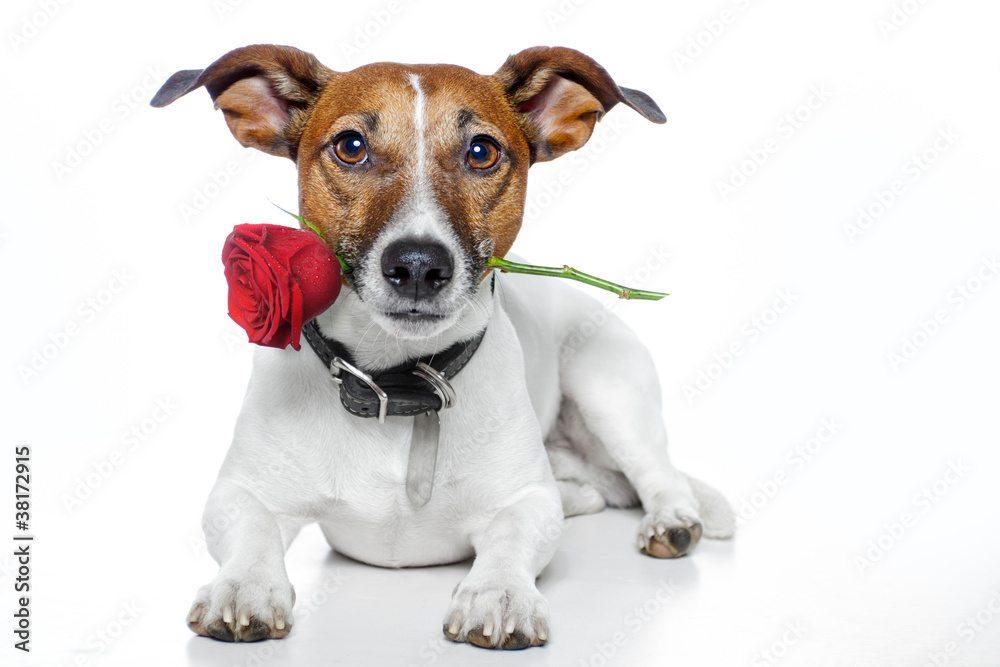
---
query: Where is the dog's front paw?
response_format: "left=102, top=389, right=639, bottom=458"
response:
left=443, top=578, right=549, bottom=650
left=187, top=568, right=295, bottom=642
left=638, top=509, right=703, bottom=558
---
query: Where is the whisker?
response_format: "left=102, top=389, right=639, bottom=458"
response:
left=353, top=319, right=379, bottom=359
left=495, top=273, right=509, bottom=312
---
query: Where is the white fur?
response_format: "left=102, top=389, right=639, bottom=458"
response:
left=190, top=71, right=734, bottom=648
left=191, top=271, right=734, bottom=644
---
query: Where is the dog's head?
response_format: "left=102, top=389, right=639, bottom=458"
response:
left=153, top=44, right=663, bottom=340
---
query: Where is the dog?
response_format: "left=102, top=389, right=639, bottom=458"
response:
left=152, top=43, right=734, bottom=650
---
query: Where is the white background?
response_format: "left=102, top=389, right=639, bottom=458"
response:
left=3, top=0, right=1000, bottom=665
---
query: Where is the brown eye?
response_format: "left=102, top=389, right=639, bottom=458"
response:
left=467, top=136, right=500, bottom=170
left=332, top=132, right=368, bottom=165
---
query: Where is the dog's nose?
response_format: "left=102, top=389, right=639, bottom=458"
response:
left=381, top=240, right=454, bottom=300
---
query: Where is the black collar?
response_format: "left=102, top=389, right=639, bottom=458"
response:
left=301, top=319, right=486, bottom=422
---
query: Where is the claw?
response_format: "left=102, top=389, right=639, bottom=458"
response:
left=222, top=604, right=234, bottom=625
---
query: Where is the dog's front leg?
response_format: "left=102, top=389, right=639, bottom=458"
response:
left=444, top=487, right=563, bottom=650
left=187, top=478, right=300, bottom=642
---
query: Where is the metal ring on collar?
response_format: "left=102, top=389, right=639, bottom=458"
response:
left=412, top=362, right=457, bottom=410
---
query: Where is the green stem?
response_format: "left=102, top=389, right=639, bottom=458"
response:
left=270, top=202, right=664, bottom=299
left=271, top=202, right=353, bottom=274
left=486, top=256, right=668, bottom=300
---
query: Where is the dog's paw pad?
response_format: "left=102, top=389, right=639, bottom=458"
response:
left=638, top=512, right=703, bottom=558
left=205, top=616, right=237, bottom=642
left=443, top=581, right=548, bottom=650
left=187, top=575, right=294, bottom=642
left=467, top=628, right=494, bottom=648
left=188, top=603, right=212, bottom=639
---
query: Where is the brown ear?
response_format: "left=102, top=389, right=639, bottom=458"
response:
left=494, top=46, right=665, bottom=163
left=151, top=44, right=333, bottom=160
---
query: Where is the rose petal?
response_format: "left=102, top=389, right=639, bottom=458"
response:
left=222, top=223, right=342, bottom=350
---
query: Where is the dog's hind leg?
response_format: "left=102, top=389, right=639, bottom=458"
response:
left=556, top=312, right=734, bottom=557
left=555, top=479, right=607, bottom=517
left=545, top=435, right=609, bottom=517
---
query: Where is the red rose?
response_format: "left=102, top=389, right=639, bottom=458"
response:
left=222, top=224, right=341, bottom=350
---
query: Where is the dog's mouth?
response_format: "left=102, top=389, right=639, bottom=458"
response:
left=370, top=307, right=459, bottom=340
left=382, top=309, right=449, bottom=324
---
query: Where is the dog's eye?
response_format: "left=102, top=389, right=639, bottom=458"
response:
left=467, top=137, right=500, bottom=170
left=332, top=132, right=368, bottom=165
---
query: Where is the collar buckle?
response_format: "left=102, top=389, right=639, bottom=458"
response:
left=331, top=356, right=389, bottom=423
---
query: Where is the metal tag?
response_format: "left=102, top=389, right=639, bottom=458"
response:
left=406, top=410, right=440, bottom=507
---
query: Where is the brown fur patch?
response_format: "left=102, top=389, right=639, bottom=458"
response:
left=154, top=45, right=664, bottom=276
left=494, top=46, right=665, bottom=163
left=296, top=63, right=532, bottom=274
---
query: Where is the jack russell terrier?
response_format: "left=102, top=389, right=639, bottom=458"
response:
left=152, top=43, right=734, bottom=650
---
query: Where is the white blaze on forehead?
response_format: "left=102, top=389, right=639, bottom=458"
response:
left=348, top=72, right=478, bottom=342
left=393, top=72, right=457, bottom=245
left=408, top=72, right=428, bottom=175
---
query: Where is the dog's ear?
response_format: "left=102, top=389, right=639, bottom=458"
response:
left=494, top=46, right=665, bottom=163
left=151, top=44, right=333, bottom=160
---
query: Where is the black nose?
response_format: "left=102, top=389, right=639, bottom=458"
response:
left=381, top=240, right=454, bottom=300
